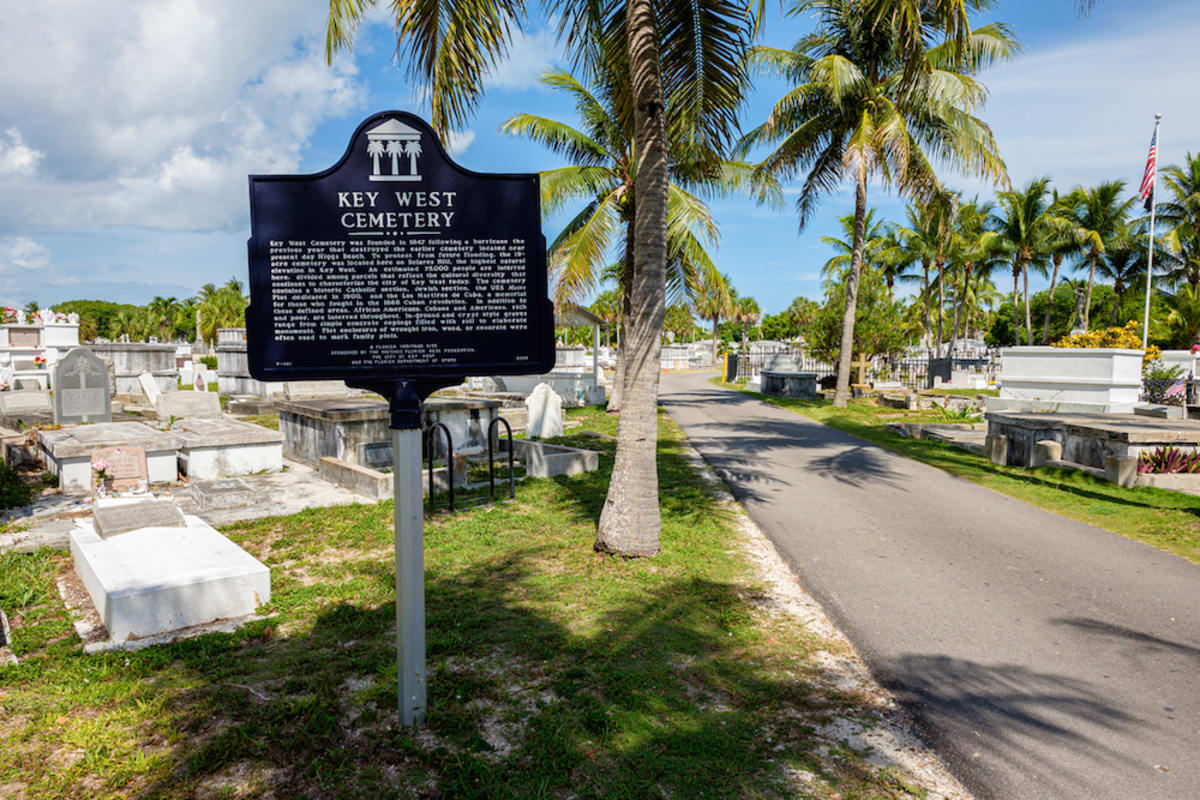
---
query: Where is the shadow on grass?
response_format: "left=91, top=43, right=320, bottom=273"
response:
left=127, top=558, right=824, bottom=799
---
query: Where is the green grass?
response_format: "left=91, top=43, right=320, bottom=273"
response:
left=0, top=407, right=925, bottom=799
left=921, top=386, right=999, bottom=398
left=714, top=379, right=1200, bottom=564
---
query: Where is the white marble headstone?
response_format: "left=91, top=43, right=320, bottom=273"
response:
left=138, top=372, right=163, bottom=407
left=524, top=383, right=563, bottom=439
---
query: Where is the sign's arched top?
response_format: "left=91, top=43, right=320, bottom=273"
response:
left=245, top=111, right=554, bottom=385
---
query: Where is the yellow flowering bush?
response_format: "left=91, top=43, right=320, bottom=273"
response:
left=1052, top=321, right=1160, bottom=363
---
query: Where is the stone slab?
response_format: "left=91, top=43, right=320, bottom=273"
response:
left=172, top=418, right=283, bottom=479
left=282, top=380, right=350, bottom=400
left=156, top=390, right=222, bottom=419
left=89, top=445, right=148, bottom=491
left=93, top=500, right=186, bottom=539
left=188, top=478, right=266, bottom=511
left=69, top=516, right=270, bottom=642
left=502, top=439, right=600, bottom=478
left=0, top=389, right=51, bottom=414
left=1133, top=404, right=1186, bottom=420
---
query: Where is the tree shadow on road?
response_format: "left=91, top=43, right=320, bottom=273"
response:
left=879, top=653, right=1151, bottom=799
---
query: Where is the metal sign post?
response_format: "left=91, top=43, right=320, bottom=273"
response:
left=245, top=111, right=554, bottom=725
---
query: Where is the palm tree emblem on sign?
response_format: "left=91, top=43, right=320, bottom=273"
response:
left=366, top=118, right=422, bottom=182
left=367, top=140, right=385, bottom=174
left=405, top=140, right=422, bottom=175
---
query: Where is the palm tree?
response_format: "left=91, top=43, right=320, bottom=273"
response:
left=820, top=211, right=885, bottom=282
left=891, top=195, right=959, bottom=356
left=367, top=139, right=385, bottom=174
left=742, top=2, right=1015, bottom=405
left=694, top=272, right=734, bottom=363
left=1039, top=188, right=1084, bottom=343
left=995, top=178, right=1062, bottom=345
left=1094, top=221, right=1146, bottom=325
left=1166, top=285, right=1200, bottom=348
left=328, top=0, right=760, bottom=557
left=502, top=68, right=777, bottom=418
left=590, top=289, right=620, bottom=349
left=734, top=296, right=761, bottom=352
left=1062, top=181, right=1134, bottom=329
left=946, top=199, right=1001, bottom=356
left=1158, top=154, right=1200, bottom=290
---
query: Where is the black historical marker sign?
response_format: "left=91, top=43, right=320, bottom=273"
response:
left=246, top=111, right=554, bottom=384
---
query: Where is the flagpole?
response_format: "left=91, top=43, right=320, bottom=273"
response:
left=1142, top=113, right=1162, bottom=350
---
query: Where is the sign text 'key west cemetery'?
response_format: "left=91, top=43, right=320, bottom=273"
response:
left=245, top=111, right=554, bottom=385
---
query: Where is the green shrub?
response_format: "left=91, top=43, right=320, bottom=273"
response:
left=0, top=461, right=33, bottom=511
left=199, top=355, right=218, bottom=370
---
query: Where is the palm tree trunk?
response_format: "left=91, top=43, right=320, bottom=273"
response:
left=1113, top=286, right=1124, bottom=326
left=711, top=317, right=719, bottom=363
left=921, top=260, right=931, bottom=354
left=608, top=252, right=634, bottom=414
left=1012, top=263, right=1021, bottom=346
left=1023, top=258, right=1033, bottom=345
left=596, top=0, right=666, bottom=557
left=1040, top=254, right=1062, bottom=344
left=936, top=259, right=945, bottom=357
left=948, top=264, right=967, bottom=358
left=1084, top=251, right=1098, bottom=330
left=833, top=164, right=869, bottom=409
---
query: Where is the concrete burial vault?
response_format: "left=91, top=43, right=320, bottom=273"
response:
left=39, top=422, right=179, bottom=493
left=71, top=511, right=270, bottom=642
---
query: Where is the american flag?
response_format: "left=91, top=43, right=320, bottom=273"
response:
left=1139, top=126, right=1158, bottom=212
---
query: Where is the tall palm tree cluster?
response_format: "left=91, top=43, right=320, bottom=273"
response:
left=836, top=158, right=1200, bottom=355
left=323, top=0, right=1074, bottom=552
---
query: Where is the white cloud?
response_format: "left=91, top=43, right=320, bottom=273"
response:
left=442, top=129, right=477, bottom=157
left=0, top=0, right=367, bottom=233
left=950, top=14, right=1200, bottom=196
left=0, top=129, right=42, bottom=177
left=0, top=236, right=50, bottom=271
left=485, top=26, right=562, bottom=91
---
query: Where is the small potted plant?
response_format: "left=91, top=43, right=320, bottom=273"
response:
left=92, top=458, right=111, bottom=495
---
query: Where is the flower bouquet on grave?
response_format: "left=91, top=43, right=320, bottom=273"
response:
left=92, top=458, right=111, bottom=495
left=33, top=356, right=46, bottom=369
left=1, top=306, right=16, bottom=324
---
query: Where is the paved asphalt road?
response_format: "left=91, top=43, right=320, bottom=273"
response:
left=659, top=372, right=1200, bottom=800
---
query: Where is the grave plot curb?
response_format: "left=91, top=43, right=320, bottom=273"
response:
left=672, top=436, right=974, bottom=800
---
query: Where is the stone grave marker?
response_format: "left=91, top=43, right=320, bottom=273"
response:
left=10, top=329, right=39, bottom=347
left=156, top=390, right=222, bottom=419
left=53, top=348, right=113, bottom=424
left=193, top=365, right=208, bottom=391
left=525, top=383, right=564, bottom=439
left=359, top=441, right=393, bottom=470
left=14, top=360, right=36, bottom=372
left=0, top=389, right=52, bottom=415
left=13, top=378, right=40, bottom=390
left=138, top=372, right=163, bottom=407
left=189, top=478, right=265, bottom=511
left=90, top=446, right=148, bottom=492
left=93, top=499, right=186, bottom=539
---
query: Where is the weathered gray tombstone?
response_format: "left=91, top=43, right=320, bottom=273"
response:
left=53, top=348, right=113, bottom=424
left=13, top=379, right=41, bottom=391
left=89, top=446, right=148, bottom=492
left=93, top=500, right=186, bottom=539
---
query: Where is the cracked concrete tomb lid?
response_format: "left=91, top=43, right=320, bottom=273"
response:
left=37, top=422, right=180, bottom=459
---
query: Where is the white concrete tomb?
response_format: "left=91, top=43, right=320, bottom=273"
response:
left=70, top=512, right=270, bottom=641
left=525, top=382, right=564, bottom=439
left=171, top=417, right=284, bottom=479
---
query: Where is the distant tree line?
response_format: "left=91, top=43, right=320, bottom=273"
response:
left=42, top=278, right=249, bottom=346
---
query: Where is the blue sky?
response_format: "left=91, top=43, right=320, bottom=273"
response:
left=0, top=0, right=1193, bottom=315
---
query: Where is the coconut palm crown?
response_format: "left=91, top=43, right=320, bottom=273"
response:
left=739, top=0, right=1016, bottom=405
